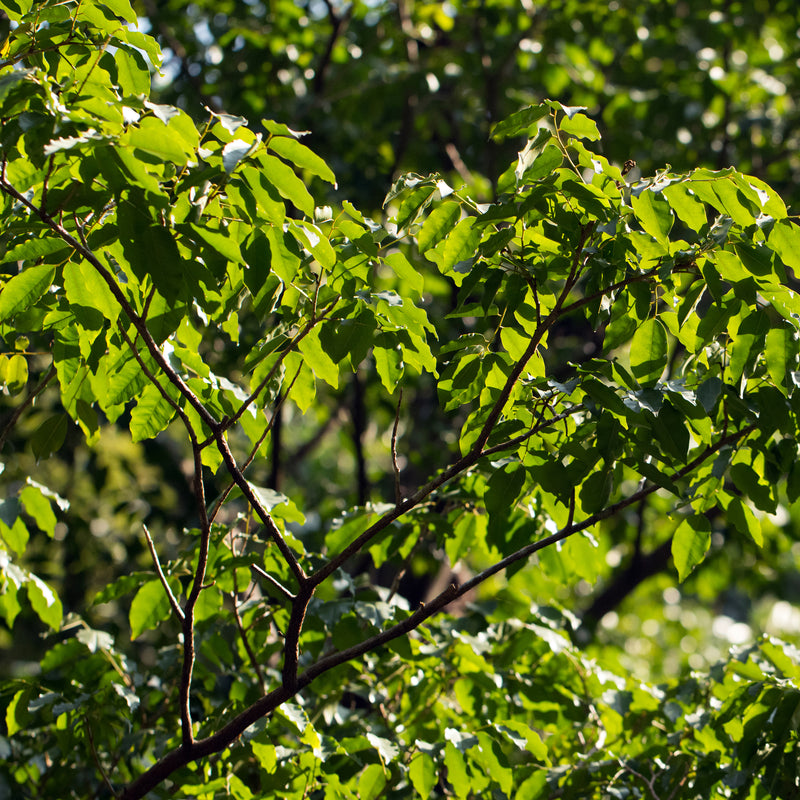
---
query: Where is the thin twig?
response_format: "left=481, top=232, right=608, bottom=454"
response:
left=230, top=532, right=267, bottom=694
left=219, top=301, right=337, bottom=435
left=213, top=432, right=307, bottom=584
left=179, top=445, right=213, bottom=748
left=622, top=764, right=662, bottom=800
left=84, top=714, right=117, bottom=798
left=480, top=405, right=584, bottom=459
left=115, top=323, right=185, bottom=421
left=251, top=563, right=295, bottom=602
left=391, top=389, right=403, bottom=504
left=142, top=525, right=184, bottom=622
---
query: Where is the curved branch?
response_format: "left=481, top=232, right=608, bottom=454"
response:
left=119, top=421, right=755, bottom=800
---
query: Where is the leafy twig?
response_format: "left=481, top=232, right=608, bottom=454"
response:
left=0, top=176, right=305, bottom=585
left=209, top=363, right=303, bottom=525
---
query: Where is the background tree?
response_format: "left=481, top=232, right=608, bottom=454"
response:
left=139, top=0, right=800, bottom=210
left=1, top=2, right=800, bottom=799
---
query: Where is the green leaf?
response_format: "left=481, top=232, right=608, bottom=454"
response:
left=258, top=153, right=315, bottom=217
left=130, top=382, right=178, bottom=442
left=0, top=264, right=56, bottom=322
left=5, top=688, right=32, bottom=736
left=485, top=464, right=525, bottom=546
left=26, top=573, right=62, bottom=629
left=418, top=201, right=461, bottom=253
left=116, top=205, right=186, bottom=303
left=268, top=136, right=336, bottom=185
left=105, top=354, right=149, bottom=406
left=3, top=236, right=70, bottom=262
left=63, top=259, right=120, bottom=327
left=320, top=308, right=374, bottom=365
left=384, top=251, right=423, bottom=299
left=672, top=514, right=711, bottom=582
left=726, top=496, right=762, bottom=546
left=632, top=189, right=673, bottom=247
left=395, top=185, right=437, bottom=232
left=765, top=325, right=795, bottom=395
left=409, top=752, right=436, bottom=798
left=129, top=578, right=178, bottom=639
left=187, top=222, right=245, bottom=266
left=298, top=328, right=339, bottom=388
left=560, top=112, right=600, bottom=141
left=440, top=217, right=479, bottom=273
left=19, top=484, right=57, bottom=537
left=443, top=741, right=470, bottom=797
left=0, top=515, right=28, bottom=557
left=358, top=764, right=386, bottom=800
left=663, top=182, right=708, bottom=232
left=711, top=179, right=758, bottom=227
left=124, top=116, right=195, bottom=165
left=494, top=721, right=548, bottom=761
left=652, top=401, right=689, bottom=461
left=579, top=470, right=612, bottom=514
left=292, top=221, right=336, bottom=269
left=490, top=103, right=549, bottom=140
left=630, top=318, right=667, bottom=386
left=516, top=139, right=562, bottom=183
left=265, top=225, right=301, bottom=283
left=3, top=353, right=27, bottom=394
left=114, top=47, right=151, bottom=96
left=446, top=511, right=486, bottom=565
left=373, top=335, right=404, bottom=392
left=248, top=483, right=305, bottom=525
left=29, top=413, right=69, bottom=460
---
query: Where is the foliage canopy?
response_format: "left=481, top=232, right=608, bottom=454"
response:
left=1, top=1, right=800, bottom=799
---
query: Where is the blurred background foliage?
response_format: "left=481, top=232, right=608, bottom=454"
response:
left=3, top=0, right=800, bottom=690
left=140, top=0, right=800, bottom=213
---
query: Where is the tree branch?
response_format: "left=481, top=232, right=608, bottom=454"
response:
left=117, top=421, right=756, bottom=800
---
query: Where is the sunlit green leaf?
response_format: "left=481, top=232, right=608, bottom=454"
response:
left=129, top=578, right=179, bottom=639
left=630, top=317, right=667, bottom=386
left=0, top=264, right=56, bottom=322
left=632, top=189, right=673, bottom=246
left=672, top=514, right=711, bottom=582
